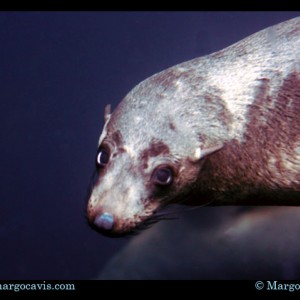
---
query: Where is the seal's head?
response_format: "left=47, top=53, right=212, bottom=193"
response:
left=87, top=17, right=300, bottom=235
left=86, top=69, right=224, bottom=235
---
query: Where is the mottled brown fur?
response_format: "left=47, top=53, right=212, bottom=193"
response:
left=140, top=139, right=170, bottom=161
left=196, top=72, right=300, bottom=204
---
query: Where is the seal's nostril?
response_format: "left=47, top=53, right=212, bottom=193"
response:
left=94, top=213, right=114, bottom=231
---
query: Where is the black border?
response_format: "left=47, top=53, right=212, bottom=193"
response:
left=1, top=280, right=300, bottom=298
left=0, top=1, right=300, bottom=12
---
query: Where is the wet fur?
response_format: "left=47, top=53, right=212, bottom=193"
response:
left=87, top=17, right=300, bottom=234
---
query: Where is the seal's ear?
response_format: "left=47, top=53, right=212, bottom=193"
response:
left=104, top=104, right=112, bottom=123
left=98, top=104, right=112, bottom=146
left=189, top=144, right=223, bottom=162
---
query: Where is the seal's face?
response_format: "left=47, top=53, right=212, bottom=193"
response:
left=88, top=142, right=169, bottom=234
left=87, top=130, right=202, bottom=235
left=86, top=105, right=222, bottom=235
left=87, top=68, right=223, bottom=235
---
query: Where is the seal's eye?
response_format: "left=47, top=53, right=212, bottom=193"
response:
left=153, top=167, right=173, bottom=186
left=96, top=148, right=110, bottom=167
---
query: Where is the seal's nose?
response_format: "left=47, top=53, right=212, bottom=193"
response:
left=94, top=212, right=114, bottom=231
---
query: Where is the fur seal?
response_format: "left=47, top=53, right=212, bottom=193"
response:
left=87, top=17, right=300, bottom=235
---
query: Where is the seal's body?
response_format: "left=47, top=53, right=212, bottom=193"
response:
left=98, top=206, right=300, bottom=279
left=87, top=17, right=300, bottom=235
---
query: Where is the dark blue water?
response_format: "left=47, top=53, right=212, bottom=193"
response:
left=0, top=12, right=298, bottom=279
